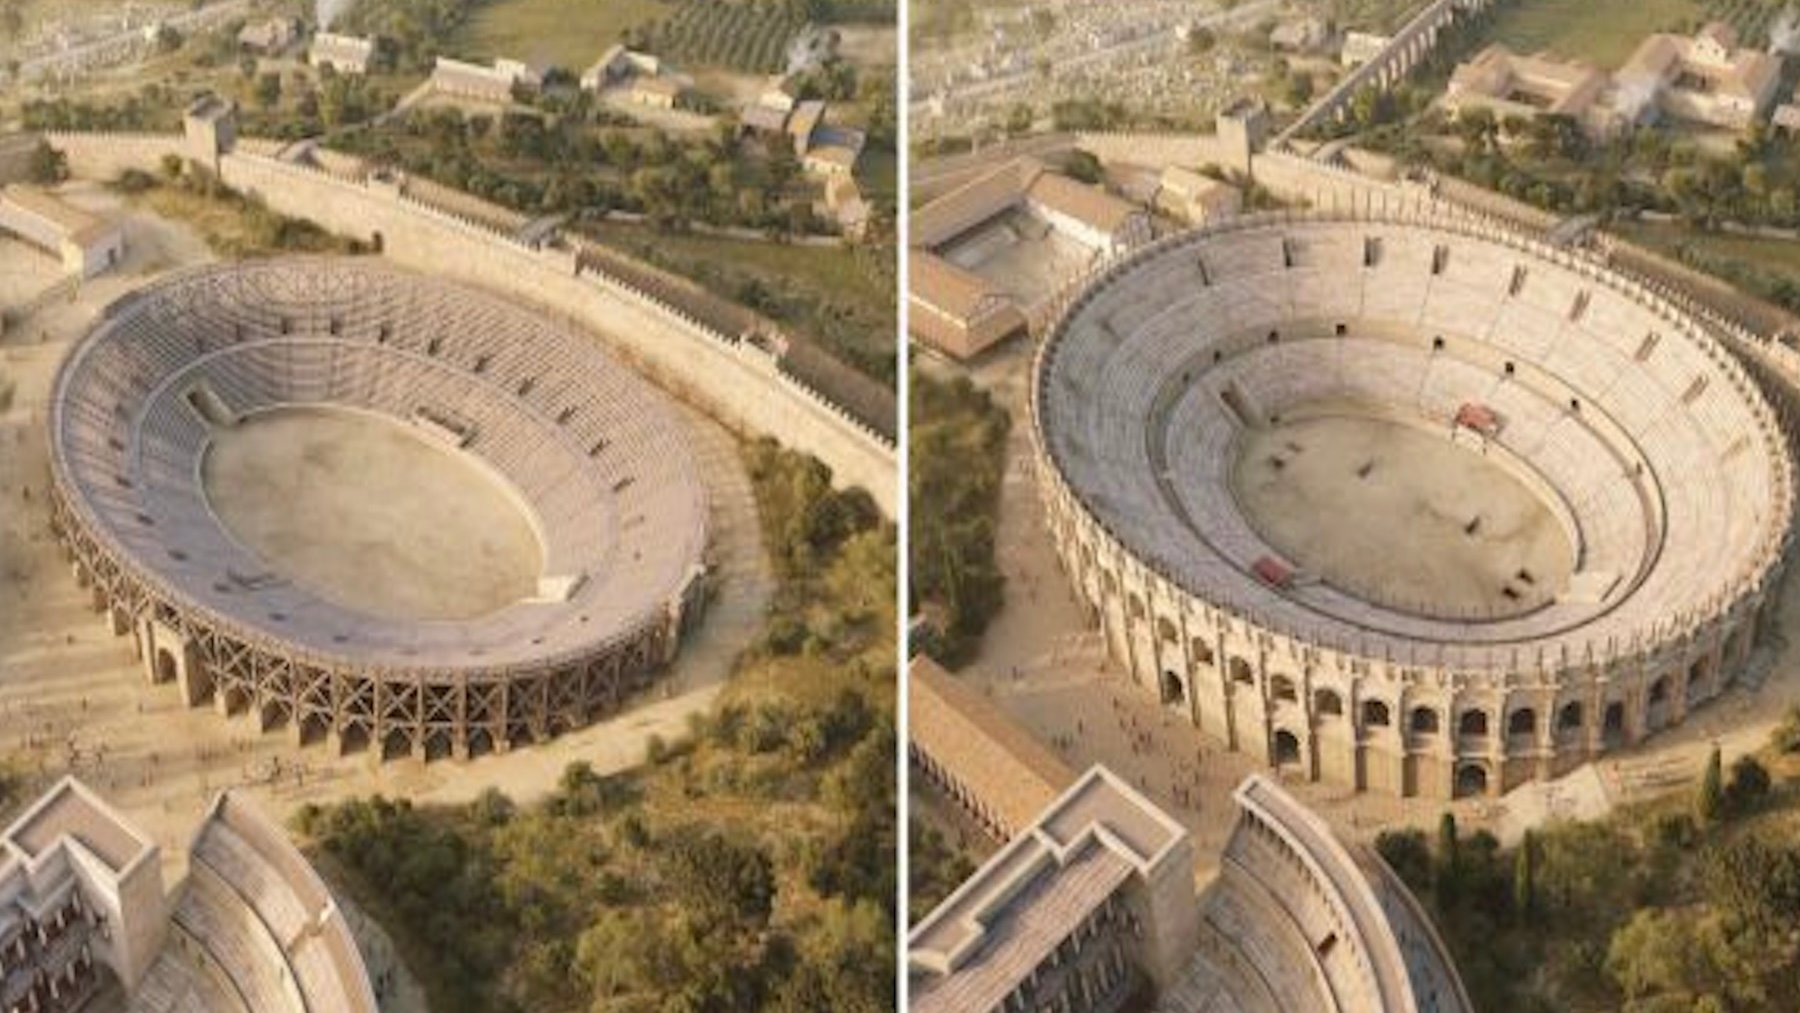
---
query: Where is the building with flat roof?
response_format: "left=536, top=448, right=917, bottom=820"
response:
left=0, top=184, right=124, bottom=278
left=430, top=56, right=542, bottom=105
left=237, top=17, right=298, bottom=54
left=1155, top=166, right=1241, bottom=226
left=309, top=32, right=377, bottom=75
left=1615, top=22, right=1783, bottom=129
left=909, top=766, right=1198, bottom=1013
left=908, top=157, right=1150, bottom=358
left=1444, top=45, right=1614, bottom=134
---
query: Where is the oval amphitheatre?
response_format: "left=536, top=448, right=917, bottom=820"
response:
left=1031, top=208, right=1797, bottom=799
left=48, top=257, right=710, bottom=761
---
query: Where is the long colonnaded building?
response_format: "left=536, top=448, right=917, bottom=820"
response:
left=907, top=657, right=1472, bottom=1013
left=1029, top=208, right=1796, bottom=799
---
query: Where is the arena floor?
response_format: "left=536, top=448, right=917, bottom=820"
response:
left=1231, top=410, right=1575, bottom=620
left=201, top=406, right=545, bottom=622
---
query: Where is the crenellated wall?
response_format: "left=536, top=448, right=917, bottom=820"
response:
left=39, top=131, right=898, bottom=514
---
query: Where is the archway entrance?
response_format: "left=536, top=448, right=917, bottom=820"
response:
left=1273, top=729, right=1301, bottom=767
left=1160, top=670, right=1185, bottom=708
left=1454, top=762, right=1489, bottom=799
left=154, top=648, right=178, bottom=684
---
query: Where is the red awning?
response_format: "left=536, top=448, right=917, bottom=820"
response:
left=1455, top=402, right=1500, bottom=435
left=1253, top=556, right=1294, bottom=588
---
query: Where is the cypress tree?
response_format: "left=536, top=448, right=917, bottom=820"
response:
left=1697, top=744, right=1724, bottom=825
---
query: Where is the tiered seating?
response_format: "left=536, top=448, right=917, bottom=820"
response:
left=50, top=259, right=710, bottom=671
left=1035, top=214, right=1791, bottom=671
left=127, top=951, right=245, bottom=1013
left=172, top=872, right=298, bottom=1013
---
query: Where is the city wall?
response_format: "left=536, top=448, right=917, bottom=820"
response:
left=42, top=131, right=897, bottom=514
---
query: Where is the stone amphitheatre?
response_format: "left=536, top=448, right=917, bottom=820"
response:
left=49, top=258, right=709, bottom=760
left=1032, top=207, right=1797, bottom=799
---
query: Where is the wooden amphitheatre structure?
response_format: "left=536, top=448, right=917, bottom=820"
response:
left=1032, top=207, right=1800, bottom=799
left=48, top=258, right=710, bottom=762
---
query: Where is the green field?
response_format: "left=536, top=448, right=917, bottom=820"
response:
left=1483, top=0, right=1702, bottom=68
left=451, top=0, right=674, bottom=71
left=1622, top=222, right=1800, bottom=282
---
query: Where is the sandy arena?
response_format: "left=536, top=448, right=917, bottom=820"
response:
left=202, top=405, right=546, bottom=622
left=1231, top=408, right=1575, bottom=619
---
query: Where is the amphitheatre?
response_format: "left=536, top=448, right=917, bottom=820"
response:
left=49, top=257, right=709, bottom=760
left=1031, top=207, right=1797, bottom=799
left=0, top=91, right=890, bottom=1010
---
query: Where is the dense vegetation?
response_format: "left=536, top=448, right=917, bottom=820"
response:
left=333, top=105, right=827, bottom=233
left=907, top=371, right=1010, bottom=666
left=1380, top=724, right=1800, bottom=1012
left=117, top=159, right=364, bottom=258
left=295, top=438, right=895, bottom=1013
left=335, top=0, right=489, bottom=73
left=907, top=819, right=975, bottom=923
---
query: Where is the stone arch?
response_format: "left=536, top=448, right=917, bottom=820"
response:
left=1602, top=701, right=1626, bottom=748
left=1127, top=593, right=1147, bottom=621
left=1453, top=762, right=1489, bottom=799
left=1229, top=657, right=1255, bottom=685
left=1314, top=688, right=1344, bottom=718
left=381, top=729, right=412, bottom=761
left=1507, top=707, right=1537, bottom=739
left=1273, top=729, right=1302, bottom=767
left=1191, top=638, right=1216, bottom=668
left=1648, top=676, right=1669, bottom=704
left=154, top=648, right=178, bottom=685
left=1688, top=656, right=1709, bottom=695
left=1459, top=709, right=1489, bottom=738
left=1161, top=670, right=1186, bottom=707
left=1410, top=706, right=1439, bottom=735
left=1362, top=700, right=1391, bottom=727
left=1156, top=616, right=1179, bottom=642
left=1556, top=701, right=1583, bottom=734
left=1270, top=674, right=1299, bottom=703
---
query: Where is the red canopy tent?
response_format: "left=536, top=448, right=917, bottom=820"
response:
left=1252, top=556, right=1294, bottom=589
left=1454, top=402, right=1501, bottom=437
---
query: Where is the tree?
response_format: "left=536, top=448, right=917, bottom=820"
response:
left=254, top=71, right=282, bottom=109
left=1375, top=828, right=1432, bottom=892
left=1063, top=150, right=1103, bottom=184
left=1513, top=829, right=1537, bottom=918
left=1724, top=755, right=1770, bottom=815
left=26, top=141, right=67, bottom=185
left=1697, top=745, right=1724, bottom=824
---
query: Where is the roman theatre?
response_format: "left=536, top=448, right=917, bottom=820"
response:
left=48, top=258, right=709, bottom=761
left=1032, top=209, right=1798, bottom=799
